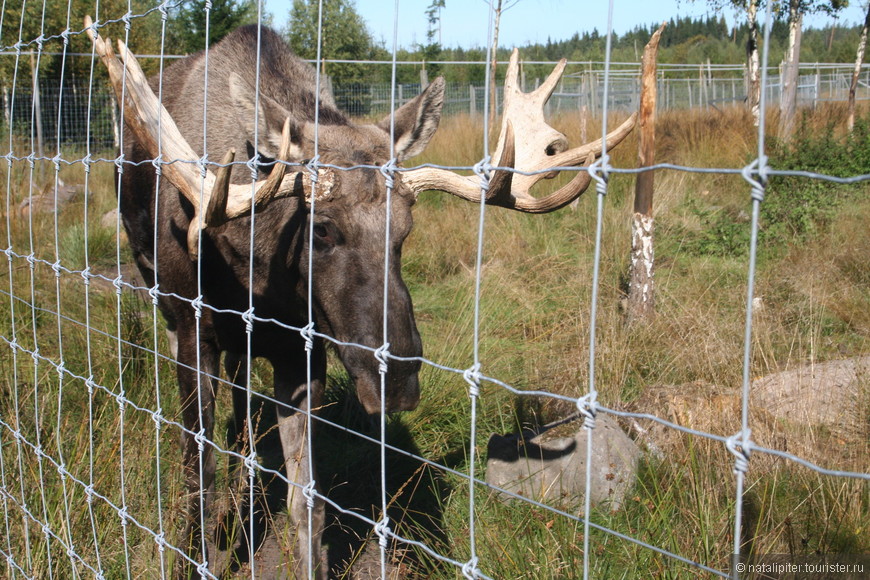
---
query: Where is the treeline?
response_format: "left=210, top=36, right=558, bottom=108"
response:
left=2, top=3, right=866, bottom=88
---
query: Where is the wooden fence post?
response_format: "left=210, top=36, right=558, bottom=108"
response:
left=627, top=23, right=665, bottom=323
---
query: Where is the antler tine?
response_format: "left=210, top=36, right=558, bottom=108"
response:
left=204, top=148, right=236, bottom=227
left=253, top=118, right=294, bottom=206
left=531, top=56, right=567, bottom=103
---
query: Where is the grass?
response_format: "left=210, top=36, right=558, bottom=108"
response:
left=1, top=103, right=868, bottom=578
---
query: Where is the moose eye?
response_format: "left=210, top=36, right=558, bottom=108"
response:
left=313, top=224, right=329, bottom=239
left=311, top=221, right=341, bottom=251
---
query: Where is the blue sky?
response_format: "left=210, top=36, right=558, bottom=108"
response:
left=261, top=0, right=868, bottom=51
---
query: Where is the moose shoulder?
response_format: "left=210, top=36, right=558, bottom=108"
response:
left=87, top=19, right=635, bottom=579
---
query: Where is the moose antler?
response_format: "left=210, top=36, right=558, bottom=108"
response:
left=84, top=16, right=327, bottom=259
left=404, top=49, right=636, bottom=213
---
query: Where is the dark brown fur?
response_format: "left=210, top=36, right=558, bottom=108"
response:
left=120, top=25, right=444, bottom=578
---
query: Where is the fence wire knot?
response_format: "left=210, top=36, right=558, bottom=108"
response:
left=84, top=484, right=95, bottom=504
left=155, top=532, right=166, bottom=552
left=195, top=560, right=210, bottom=578
left=152, top=408, right=164, bottom=429
left=302, top=480, right=317, bottom=510
left=374, top=515, right=391, bottom=549
left=577, top=392, right=599, bottom=430
left=461, top=556, right=480, bottom=579
left=472, top=155, right=493, bottom=193
left=80, top=266, right=92, bottom=286
left=588, top=154, right=610, bottom=196
left=726, top=430, right=753, bottom=475
left=191, top=295, right=204, bottom=320
left=741, top=157, right=769, bottom=202
left=463, top=362, right=482, bottom=398
left=243, top=451, right=258, bottom=477
left=300, top=322, right=315, bottom=353
left=82, top=153, right=93, bottom=174
left=374, top=343, right=391, bottom=375
left=113, top=274, right=124, bottom=295
left=380, top=158, right=398, bottom=190
left=151, top=155, right=163, bottom=177
left=118, top=506, right=129, bottom=526
left=114, top=152, right=125, bottom=174
left=241, top=306, right=255, bottom=334
left=305, top=156, right=321, bottom=180
left=197, top=154, right=210, bottom=179
left=52, top=154, right=63, bottom=172
left=194, top=428, right=206, bottom=453
left=148, top=284, right=161, bottom=305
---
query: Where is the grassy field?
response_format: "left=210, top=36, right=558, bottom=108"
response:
left=1, top=104, right=868, bottom=578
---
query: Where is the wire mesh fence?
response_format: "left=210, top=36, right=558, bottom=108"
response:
left=1, top=1, right=869, bottom=579
left=4, top=63, right=870, bottom=151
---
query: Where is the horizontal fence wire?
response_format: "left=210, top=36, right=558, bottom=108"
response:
left=1, top=1, right=869, bottom=579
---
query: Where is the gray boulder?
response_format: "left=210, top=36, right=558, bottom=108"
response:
left=485, top=414, right=641, bottom=510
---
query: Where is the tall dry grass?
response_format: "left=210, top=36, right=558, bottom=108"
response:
left=1, top=104, right=867, bottom=577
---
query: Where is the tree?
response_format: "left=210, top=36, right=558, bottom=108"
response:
left=779, top=0, right=847, bottom=141
left=170, top=0, right=259, bottom=54
left=286, top=0, right=382, bottom=85
left=421, top=0, right=446, bottom=79
left=488, top=0, right=522, bottom=125
left=747, top=0, right=762, bottom=126
left=847, top=3, right=870, bottom=132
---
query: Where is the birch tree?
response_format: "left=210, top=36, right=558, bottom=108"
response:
left=847, top=3, right=870, bottom=132
left=488, top=0, right=522, bottom=125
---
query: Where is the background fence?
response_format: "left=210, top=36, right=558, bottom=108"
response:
left=1, top=2, right=869, bottom=580
left=4, top=60, right=870, bottom=151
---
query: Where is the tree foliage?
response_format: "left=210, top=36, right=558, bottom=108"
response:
left=286, top=0, right=386, bottom=84
left=170, top=0, right=260, bottom=54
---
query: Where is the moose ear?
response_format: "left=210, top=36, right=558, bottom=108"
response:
left=228, top=72, right=306, bottom=161
left=377, top=76, right=444, bottom=162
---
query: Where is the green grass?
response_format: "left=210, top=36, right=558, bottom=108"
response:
left=1, top=105, right=869, bottom=578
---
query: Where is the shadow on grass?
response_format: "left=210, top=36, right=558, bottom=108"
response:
left=212, top=372, right=453, bottom=579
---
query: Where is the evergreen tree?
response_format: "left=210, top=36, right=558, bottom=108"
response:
left=171, top=0, right=259, bottom=54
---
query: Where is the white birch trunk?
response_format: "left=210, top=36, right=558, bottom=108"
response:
left=847, top=6, right=870, bottom=132
left=747, top=0, right=761, bottom=127
left=779, top=3, right=803, bottom=142
left=628, top=213, right=655, bottom=318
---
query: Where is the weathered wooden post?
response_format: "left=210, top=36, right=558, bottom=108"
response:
left=627, top=23, right=665, bottom=323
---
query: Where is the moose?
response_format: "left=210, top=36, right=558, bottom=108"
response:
left=87, top=19, right=635, bottom=579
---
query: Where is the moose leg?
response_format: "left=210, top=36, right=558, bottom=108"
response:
left=214, top=351, right=247, bottom=554
left=173, top=323, right=221, bottom=580
left=273, top=354, right=326, bottom=579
